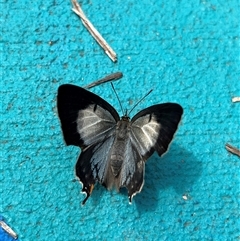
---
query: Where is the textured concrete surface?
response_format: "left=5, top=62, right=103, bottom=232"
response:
left=1, top=0, right=240, bottom=240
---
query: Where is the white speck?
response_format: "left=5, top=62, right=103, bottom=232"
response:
left=232, top=97, right=240, bottom=103
left=182, top=195, right=188, bottom=200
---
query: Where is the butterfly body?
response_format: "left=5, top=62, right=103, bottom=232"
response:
left=109, top=117, right=130, bottom=178
left=57, top=84, right=183, bottom=204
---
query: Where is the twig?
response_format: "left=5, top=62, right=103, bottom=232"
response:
left=232, top=97, right=240, bottom=103
left=71, top=0, right=117, bottom=62
left=0, top=221, right=18, bottom=239
left=84, top=72, right=123, bottom=89
left=225, top=143, right=240, bottom=157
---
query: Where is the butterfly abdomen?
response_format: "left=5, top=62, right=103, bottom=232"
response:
left=110, top=136, right=129, bottom=177
left=110, top=155, right=123, bottom=177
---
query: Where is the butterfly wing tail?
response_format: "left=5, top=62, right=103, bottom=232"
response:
left=75, top=151, right=96, bottom=205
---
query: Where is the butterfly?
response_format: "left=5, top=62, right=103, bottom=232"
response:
left=57, top=84, right=183, bottom=204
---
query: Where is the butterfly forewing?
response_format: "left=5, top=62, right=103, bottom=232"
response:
left=57, top=84, right=120, bottom=147
left=131, top=104, right=183, bottom=159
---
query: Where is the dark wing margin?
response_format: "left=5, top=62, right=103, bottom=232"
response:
left=131, top=103, right=183, bottom=159
left=57, top=84, right=120, bottom=148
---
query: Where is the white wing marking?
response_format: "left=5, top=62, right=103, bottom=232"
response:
left=77, top=104, right=116, bottom=145
left=130, top=114, right=161, bottom=156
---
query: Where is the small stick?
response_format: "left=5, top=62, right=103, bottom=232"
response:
left=71, top=0, right=117, bottom=62
left=232, top=97, right=240, bottom=103
left=0, top=221, right=18, bottom=239
left=84, top=72, right=123, bottom=89
left=225, top=143, right=240, bottom=157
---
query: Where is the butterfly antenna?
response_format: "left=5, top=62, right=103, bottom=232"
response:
left=128, top=89, right=153, bottom=116
left=111, top=83, right=125, bottom=116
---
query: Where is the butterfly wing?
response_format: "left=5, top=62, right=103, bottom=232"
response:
left=120, top=103, right=183, bottom=201
left=130, top=103, right=183, bottom=159
left=75, top=135, right=116, bottom=204
left=57, top=84, right=120, bottom=147
left=57, top=84, right=120, bottom=203
left=118, top=139, right=145, bottom=203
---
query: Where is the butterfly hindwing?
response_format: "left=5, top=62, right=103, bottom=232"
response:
left=119, top=141, right=145, bottom=202
left=75, top=135, right=116, bottom=204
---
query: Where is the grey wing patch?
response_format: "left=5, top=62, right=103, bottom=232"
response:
left=77, top=104, right=116, bottom=146
left=130, top=114, right=161, bottom=158
left=75, top=135, right=115, bottom=204
left=119, top=140, right=145, bottom=203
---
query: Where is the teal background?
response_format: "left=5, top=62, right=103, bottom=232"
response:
left=1, top=0, right=240, bottom=240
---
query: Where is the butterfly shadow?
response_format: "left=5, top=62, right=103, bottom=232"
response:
left=133, top=143, right=202, bottom=214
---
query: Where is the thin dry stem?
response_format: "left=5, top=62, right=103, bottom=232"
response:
left=71, top=0, right=117, bottom=62
left=84, top=72, right=123, bottom=89
left=225, top=143, right=240, bottom=157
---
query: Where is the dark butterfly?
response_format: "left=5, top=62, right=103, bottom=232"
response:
left=57, top=84, right=183, bottom=204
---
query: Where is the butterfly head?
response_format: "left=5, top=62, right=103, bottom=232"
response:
left=121, top=115, right=130, bottom=122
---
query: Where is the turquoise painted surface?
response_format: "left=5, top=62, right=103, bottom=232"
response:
left=1, top=0, right=240, bottom=240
